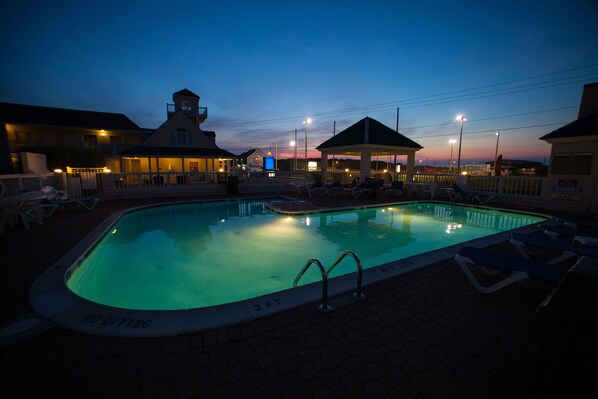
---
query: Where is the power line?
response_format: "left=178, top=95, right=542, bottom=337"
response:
left=411, top=122, right=568, bottom=139
left=208, top=64, right=598, bottom=128
left=221, top=120, right=570, bottom=153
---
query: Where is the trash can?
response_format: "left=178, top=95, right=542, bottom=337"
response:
left=226, top=175, right=239, bottom=195
left=530, top=256, right=598, bottom=398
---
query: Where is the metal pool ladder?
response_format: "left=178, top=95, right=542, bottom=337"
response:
left=293, top=250, right=366, bottom=313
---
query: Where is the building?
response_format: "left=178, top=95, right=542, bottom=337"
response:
left=117, top=89, right=235, bottom=175
left=237, top=149, right=267, bottom=172
left=484, top=159, right=545, bottom=175
left=0, top=102, right=146, bottom=173
left=0, top=89, right=236, bottom=175
left=539, top=82, right=598, bottom=213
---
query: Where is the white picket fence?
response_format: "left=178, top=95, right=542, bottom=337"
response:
left=0, top=171, right=546, bottom=203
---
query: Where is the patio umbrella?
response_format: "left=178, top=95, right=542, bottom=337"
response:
left=494, top=154, right=503, bottom=176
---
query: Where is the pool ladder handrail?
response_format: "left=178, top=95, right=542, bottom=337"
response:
left=293, top=250, right=366, bottom=313
left=326, top=250, right=366, bottom=301
left=293, top=258, right=331, bottom=313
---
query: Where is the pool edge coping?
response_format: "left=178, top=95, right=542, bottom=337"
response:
left=28, top=198, right=552, bottom=337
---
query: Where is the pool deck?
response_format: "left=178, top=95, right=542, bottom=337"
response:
left=0, top=193, right=590, bottom=398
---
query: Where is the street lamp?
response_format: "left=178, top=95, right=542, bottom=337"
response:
left=455, top=115, right=467, bottom=174
left=303, top=117, right=311, bottom=173
left=448, top=139, right=456, bottom=173
left=290, top=139, right=296, bottom=171
left=494, top=131, right=500, bottom=163
left=293, top=129, right=298, bottom=171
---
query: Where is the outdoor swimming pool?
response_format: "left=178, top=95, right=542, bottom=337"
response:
left=64, top=199, right=545, bottom=311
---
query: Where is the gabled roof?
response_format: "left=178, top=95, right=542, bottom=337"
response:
left=0, top=102, right=141, bottom=131
left=238, top=149, right=265, bottom=159
left=119, top=146, right=236, bottom=158
left=316, top=117, right=423, bottom=150
left=173, top=89, right=200, bottom=98
left=539, top=113, right=598, bottom=140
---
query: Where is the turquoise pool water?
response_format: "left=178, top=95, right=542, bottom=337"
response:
left=66, top=200, right=545, bottom=310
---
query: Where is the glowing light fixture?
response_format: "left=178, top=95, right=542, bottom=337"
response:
left=455, top=115, right=467, bottom=174
left=302, top=118, right=312, bottom=173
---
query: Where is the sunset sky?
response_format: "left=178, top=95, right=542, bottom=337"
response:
left=1, top=0, right=598, bottom=166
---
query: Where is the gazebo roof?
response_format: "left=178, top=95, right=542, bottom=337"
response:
left=316, top=117, right=423, bottom=151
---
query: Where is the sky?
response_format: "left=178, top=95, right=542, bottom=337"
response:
left=1, top=0, right=598, bottom=166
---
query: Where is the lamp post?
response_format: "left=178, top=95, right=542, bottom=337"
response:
left=303, top=117, right=311, bottom=173
left=455, top=115, right=467, bottom=174
left=290, top=139, right=296, bottom=171
left=294, top=128, right=297, bottom=171
left=448, top=139, right=456, bottom=173
left=494, top=131, right=500, bottom=163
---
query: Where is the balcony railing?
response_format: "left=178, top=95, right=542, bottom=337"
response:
left=166, top=103, right=208, bottom=118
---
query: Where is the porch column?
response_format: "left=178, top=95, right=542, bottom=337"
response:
left=360, top=150, right=371, bottom=181
left=406, top=151, right=415, bottom=182
left=320, top=151, right=328, bottom=183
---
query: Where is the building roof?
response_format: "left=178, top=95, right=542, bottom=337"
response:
left=0, top=102, right=142, bottom=131
left=119, top=146, right=236, bottom=158
left=173, top=89, right=200, bottom=98
left=316, top=117, right=423, bottom=150
left=237, top=149, right=264, bottom=159
left=539, top=113, right=598, bottom=140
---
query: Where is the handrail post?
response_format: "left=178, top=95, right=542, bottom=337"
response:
left=293, top=258, right=332, bottom=312
left=326, top=250, right=366, bottom=301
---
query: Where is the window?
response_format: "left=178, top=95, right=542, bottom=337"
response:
left=15, top=130, right=33, bottom=145
left=551, top=154, right=593, bottom=175
left=180, top=100, right=193, bottom=112
left=253, top=156, right=260, bottom=163
left=189, top=162, right=199, bottom=172
left=84, top=134, right=97, bottom=148
left=169, top=131, right=193, bottom=147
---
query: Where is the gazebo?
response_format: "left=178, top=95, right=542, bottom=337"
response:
left=316, top=117, right=423, bottom=183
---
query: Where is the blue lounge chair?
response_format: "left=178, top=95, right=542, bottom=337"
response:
left=386, top=181, right=404, bottom=197
left=454, top=246, right=566, bottom=293
left=556, top=217, right=598, bottom=230
left=510, top=232, right=598, bottom=265
left=541, top=224, right=598, bottom=240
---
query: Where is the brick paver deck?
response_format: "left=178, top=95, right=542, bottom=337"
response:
left=0, top=194, right=568, bottom=398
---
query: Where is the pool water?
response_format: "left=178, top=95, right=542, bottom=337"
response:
left=66, top=200, right=545, bottom=310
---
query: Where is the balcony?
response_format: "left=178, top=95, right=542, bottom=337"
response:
left=166, top=103, right=208, bottom=120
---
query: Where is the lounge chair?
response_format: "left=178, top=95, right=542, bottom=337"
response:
left=0, top=196, right=34, bottom=233
left=343, top=180, right=371, bottom=199
left=385, top=181, right=404, bottom=197
left=40, top=186, right=98, bottom=217
left=472, top=193, right=495, bottom=204
left=421, top=183, right=437, bottom=200
left=446, top=184, right=472, bottom=202
left=307, top=181, right=329, bottom=198
left=454, top=246, right=566, bottom=293
left=510, top=232, right=598, bottom=265
left=325, top=181, right=345, bottom=195
left=555, top=217, right=598, bottom=230
left=541, top=224, right=598, bottom=241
